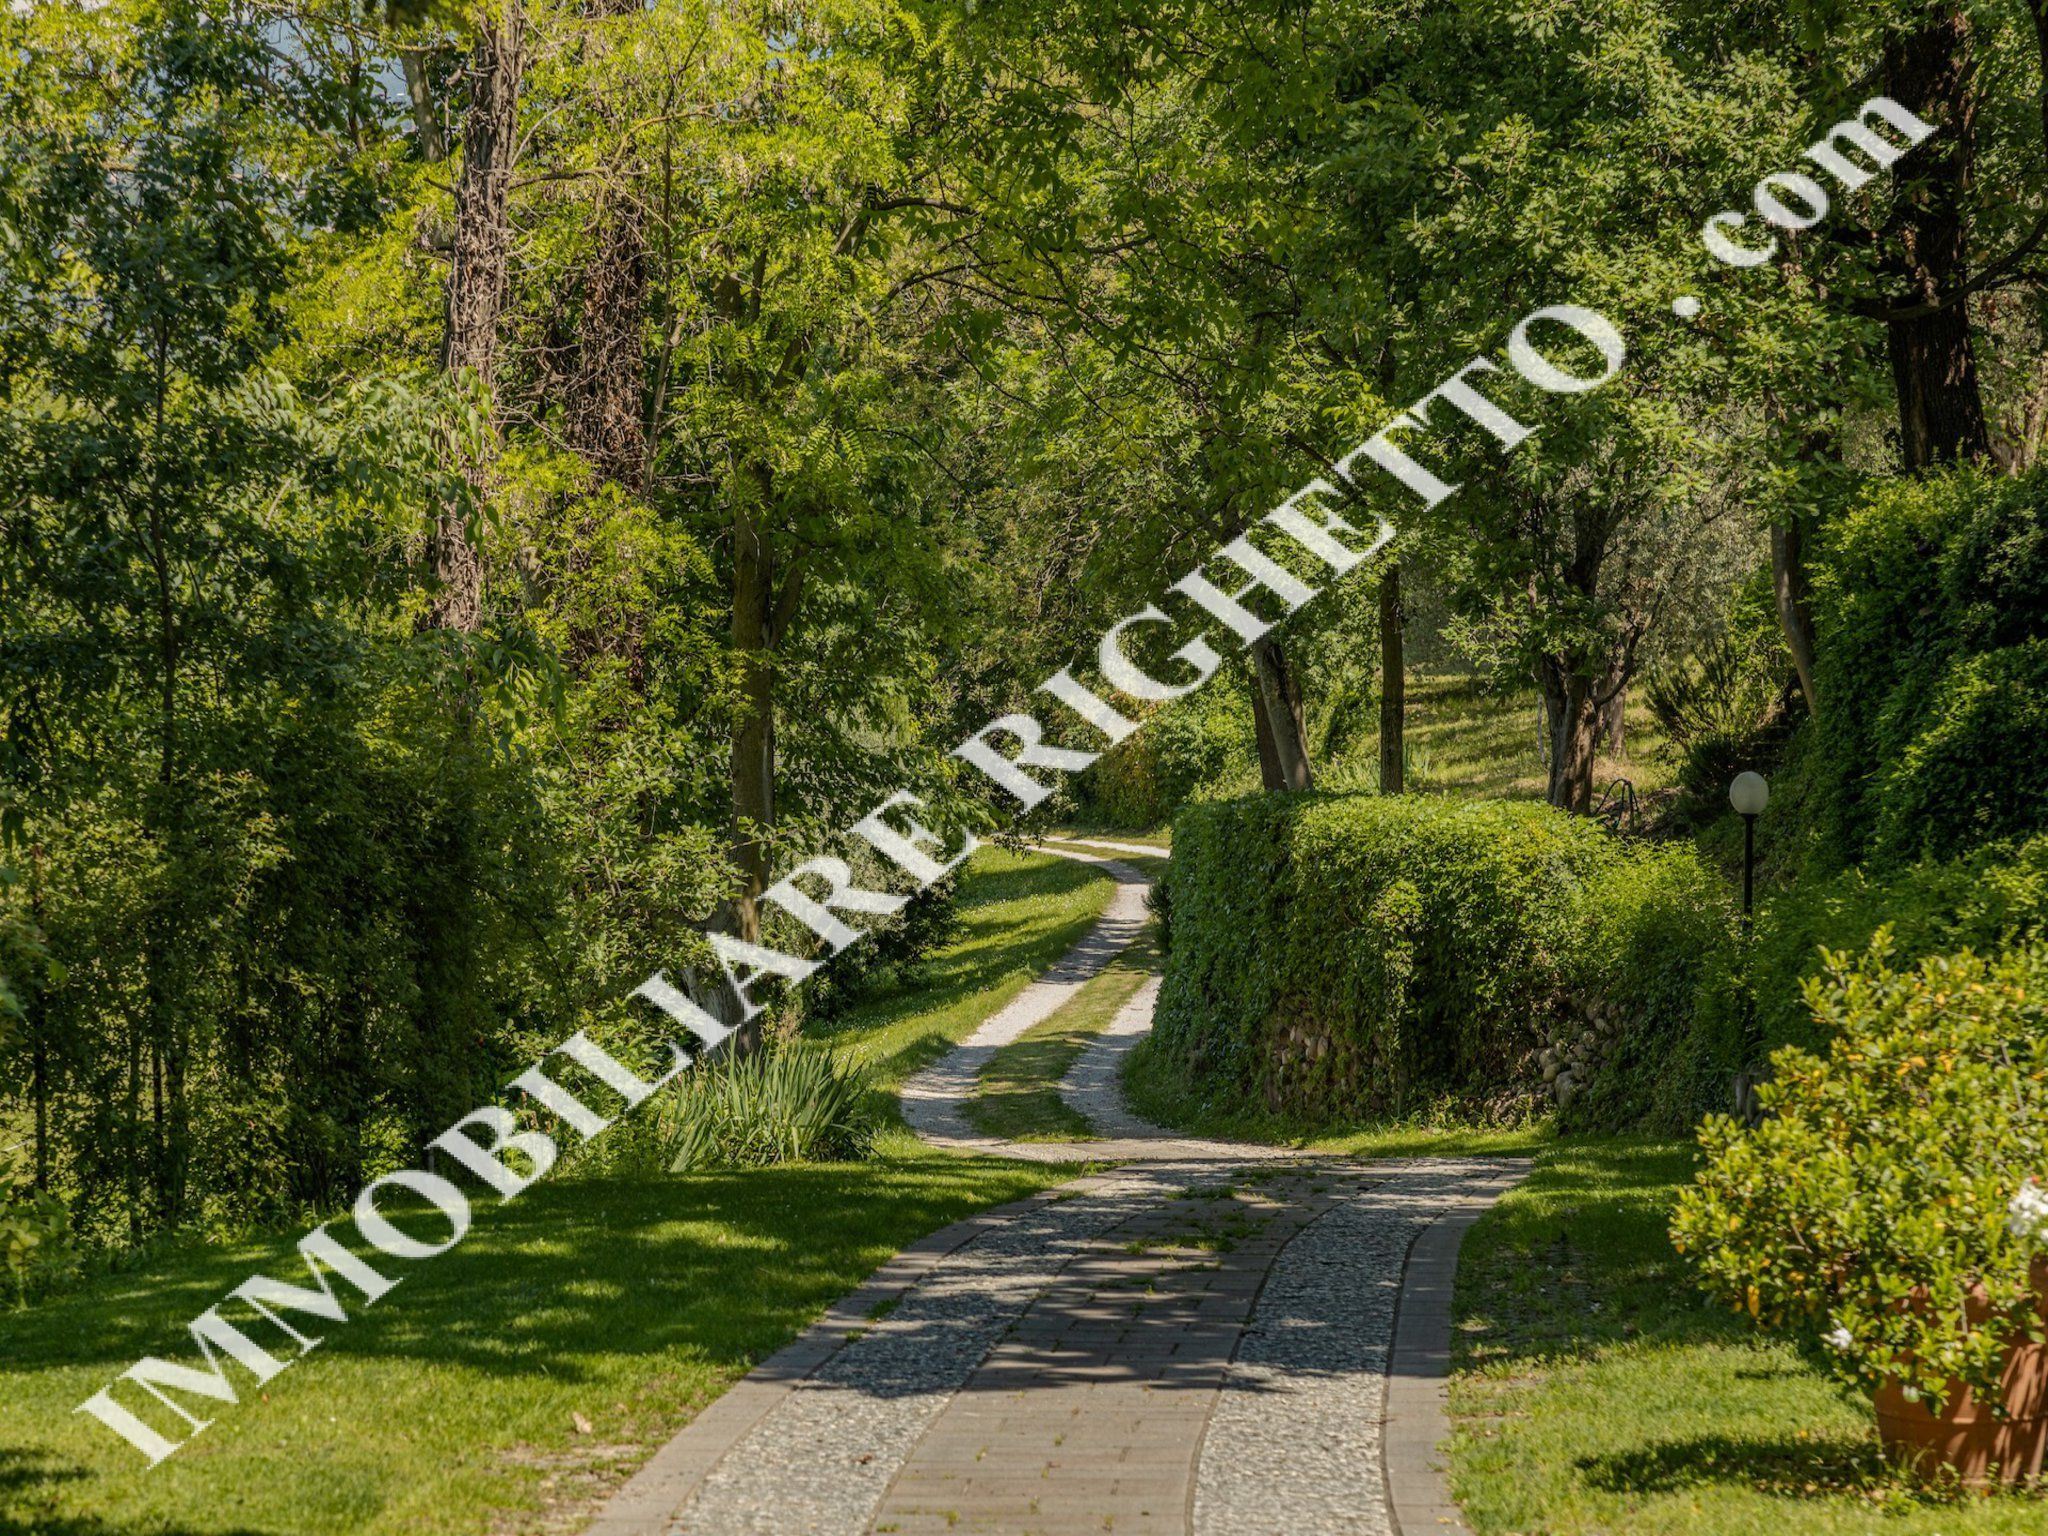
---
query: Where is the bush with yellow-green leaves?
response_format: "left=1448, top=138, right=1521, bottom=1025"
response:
left=1672, top=938, right=2048, bottom=1410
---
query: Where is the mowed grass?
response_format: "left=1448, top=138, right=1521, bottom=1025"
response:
left=1449, top=1140, right=2048, bottom=1534
left=1400, top=672, right=1676, bottom=800
left=813, top=846, right=1116, bottom=1110
left=1118, top=1035, right=1553, bottom=1161
left=963, top=931, right=1162, bottom=1142
left=0, top=848, right=1113, bottom=1536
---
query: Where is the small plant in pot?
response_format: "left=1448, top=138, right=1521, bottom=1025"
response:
left=1671, top=937, right=2048, bottom=1486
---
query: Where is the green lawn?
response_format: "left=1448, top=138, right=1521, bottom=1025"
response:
left=1119, top=1034, right=1554, bottom=1161
left=1449, top=1139, right=2048, bottom=1534
left=962, top=931, right=1162, bottom=1142
left=0, top=847, right=1114, bottom=1536
left=1187, top=670, right=1674, bottom=812
left=1383, top=672, right=1674, bottom=801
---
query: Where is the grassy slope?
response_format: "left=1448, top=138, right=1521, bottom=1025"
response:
left=1451, top=1141, right=2048, bottom=1534
left=1191, top=671, right=1677, bottom=806
left=814, top=847, right=1115, bottom=1114
left=1402, top=673, right=1675, bottom=800
left=0, top=848, right=1114, bottom=1536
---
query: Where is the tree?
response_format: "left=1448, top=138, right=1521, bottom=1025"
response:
left=426, top=0, right=525, bottom=632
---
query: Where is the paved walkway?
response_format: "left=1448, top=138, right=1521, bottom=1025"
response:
left=584, top=845, right=1526, bottom=1536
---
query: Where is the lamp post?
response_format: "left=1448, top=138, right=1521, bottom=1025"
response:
left=1729, top=770, right=1768, bottom=932
left=1729, top=770, right=1769, bottom=1124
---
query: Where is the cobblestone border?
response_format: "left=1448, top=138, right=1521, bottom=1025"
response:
left=1381, top=1164, right=1530, bottom=1536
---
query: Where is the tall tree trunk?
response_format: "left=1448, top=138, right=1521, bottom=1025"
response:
left=2033, top=3, right=2048, bottom=160
left=28, top=845, right=47, bottom=1192
left=1378, top=565, right=1405, bottom=793
left=30, top=1019, right=47, bottom=1191
left=425, top=4, right=525, bottom=633
left=1882, top=8, right=1992, bottom=472
left=568, top=0, right=649, bottom=491
left=1539, top=657, right=1606, bottom=814
left=1248, top=635, right=1312, bottom=791
left=1770, top=520, right=1820, bottom=714
left=568, top=200, right=648, bottom=490
left=150, top=1044, right=164, bottom=1219
left=124, top=1022, right=141, bottom=1244
left=728, top=490, right=781, bottom=956
left=1250, top=668, right=1281, bottom=788
left=1601, top=683, right=1626, bottom=758
left=399, top=49, right=447, bottom=163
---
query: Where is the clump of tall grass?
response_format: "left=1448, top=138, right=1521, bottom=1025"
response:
left=654, top=1042, right=878, bottom=1171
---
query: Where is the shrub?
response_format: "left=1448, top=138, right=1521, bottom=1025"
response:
left=1810, top=465, right=2048, bottom=868
left=653, top=1042, right=878, bottom=1170
left=0, top=1189, right=77, bottom=1309
left=1154, top=792, right=1732, bottom=1122
left=1638, top=630, right=1785, bottom=757
left=797, top=873, right=961, bottom=1024
left=1738, top=833, right=2048, bottom=1060
left=1672, top=940, right=2048, bottom=1411
left=1560, top=842, right=1739, bottom=1131
left=1870, top=640, right=2048, bottom=866
left=1079, top=697, right=1247, bottom=829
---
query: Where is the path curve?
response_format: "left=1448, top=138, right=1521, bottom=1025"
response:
left=582, top=840, right=1526, bottom=1536
left=899, top=844, right=1294, bottom=1163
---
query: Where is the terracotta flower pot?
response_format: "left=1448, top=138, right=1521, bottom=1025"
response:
left=1873, top=1255, right=2048, bottom=1486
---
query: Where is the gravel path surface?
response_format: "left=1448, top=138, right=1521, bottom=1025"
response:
left=899, top=848, right=1286, bottom=1164
left=582, top=844, right=1526, bottom=1536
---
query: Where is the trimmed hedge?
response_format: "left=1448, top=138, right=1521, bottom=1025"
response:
left=1153, top=793, right=1732, bottom=1124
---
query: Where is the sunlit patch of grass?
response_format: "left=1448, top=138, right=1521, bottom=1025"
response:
left=1045, top=825, right=1172, bottom=849
left=813, top=848, right=1118, bottom=1117
left=1188, top=670, right=1675, bottom=808
left=1397, top=672, right=1676, bottom=801
left=1449, top=1140, right=2048, bottom=1535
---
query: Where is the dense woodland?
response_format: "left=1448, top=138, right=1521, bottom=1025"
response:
left=3, top=0, right=2047, bottom=1266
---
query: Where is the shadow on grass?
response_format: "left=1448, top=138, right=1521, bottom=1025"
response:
left=1578, top=1430, right=1898, bottom=1500
left=0, top=1159, right=1043, bottom=1380
left=1454, top=1138, right=1753, bottom=1370
left=0, top=1448, right=264, bottom=1536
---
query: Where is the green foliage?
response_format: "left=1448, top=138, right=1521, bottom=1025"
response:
left=653, top=1043, right=878, bottom=1172
left=1644, top=614, right=1802, bottom=806
left=1647, top=628, right=1784, bottom=753
left=1153, top=792, right=1733, bottom=1122
left=1673, top=941, right=2048, bottom=1410
left=1079, top=697, right=1248, bottom=830
left=797, top=874, right=963, bottom=1024
left=1872, top=641, right=2048, bottom=866
left=0, top=1187, right=76, bottom=1309
left=1811, top=466, right=2048, bottom=870
left=1739, top=835, right=2048, bottom=1062
left=1561, top=844, right=1745, bottom=1131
